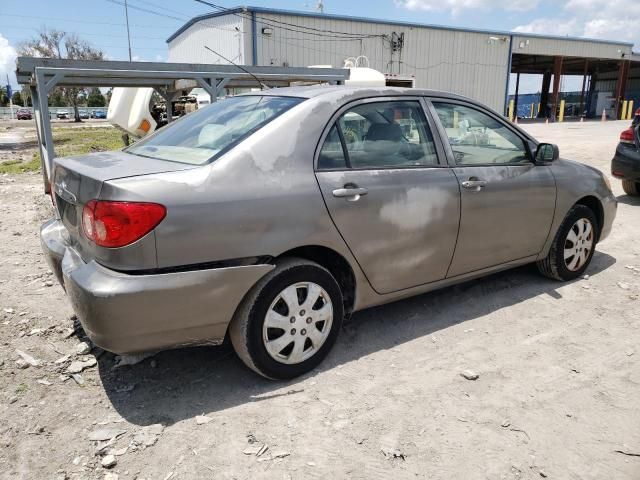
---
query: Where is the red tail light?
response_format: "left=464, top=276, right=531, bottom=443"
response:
left=620, top=127, right=635, bottom=144
left=82, top=200, right=166, bottom=248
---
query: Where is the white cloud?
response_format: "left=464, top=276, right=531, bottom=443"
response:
left=0, top=34, right=18, bottom=86
left=513, top=18, right=580, bottom=37
left=514, top=0, right=639, bottom=48
left=395, top=0, right=538, bottom=14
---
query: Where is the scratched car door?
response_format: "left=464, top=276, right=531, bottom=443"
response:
left=314, top=97, right=461, bottom=294
left=429, top=100, right=556, bottom=276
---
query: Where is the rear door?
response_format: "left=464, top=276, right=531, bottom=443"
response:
left=428, top=100, right=556, bottom=277
left=314, top=97, right=461, bottom=294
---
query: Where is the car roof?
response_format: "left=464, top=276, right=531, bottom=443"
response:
left=255, top=85, right=469, bottom=102
left=245, top=85, right=488, bottom=111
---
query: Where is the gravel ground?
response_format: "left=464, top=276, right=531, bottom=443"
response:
left=0, top=120, right=639, bottom=480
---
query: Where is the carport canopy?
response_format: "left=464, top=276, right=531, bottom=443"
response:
left=15, top=56, right=349, bottom=193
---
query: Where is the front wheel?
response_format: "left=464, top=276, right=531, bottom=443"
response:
left=537, top=205, right=598, bottom=281
left=229, top=258, right=344, bottom=380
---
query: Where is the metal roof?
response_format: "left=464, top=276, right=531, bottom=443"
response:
left=167, top=5, right=634, bottom=48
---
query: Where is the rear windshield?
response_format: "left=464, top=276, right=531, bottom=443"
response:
left=126, top=95, right=303, bottom=165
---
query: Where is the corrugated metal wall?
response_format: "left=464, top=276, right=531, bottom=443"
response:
left=166, top=11, right=635, bottom=113
left=595, top=66, right=640, bottom=93
left=168, top=15, right=244, bottom=64
left=252, top=13, right=510, bottom=112
left=511, top=35, right=632, bottom=60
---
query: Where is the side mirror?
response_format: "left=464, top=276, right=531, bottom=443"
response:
left=535, top=143, right=559, bottom=163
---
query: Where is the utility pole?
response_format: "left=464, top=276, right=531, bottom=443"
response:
left=124, top=0, right=133, bottom=61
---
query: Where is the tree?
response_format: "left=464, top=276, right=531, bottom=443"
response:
left=87, top=88, right=106, bottom=107
left=19, top=86, right=32, bottom=107
left=11, top=91, right=23, bottom=106
left=49, top=90, right=66, bottom=107
left=18, top=29, right=104, bottom=122
left=0, top=87, right=8, bottom=107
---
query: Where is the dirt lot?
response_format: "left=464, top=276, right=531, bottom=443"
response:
left=0, top=120, right=639, bottom=480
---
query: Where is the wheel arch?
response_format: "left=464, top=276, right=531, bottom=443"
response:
left=276, top=245, right=357, bottom=316
left=574, top=195, right=604, bottom=242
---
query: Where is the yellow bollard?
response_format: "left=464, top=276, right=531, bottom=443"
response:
left=530, top=104, right=534, bottom=118
left=622, top=100, right=628, bottom=120
left=508, top=99, right=515, bottom=122
left=626, top=100, right=634, bottom=120
left=559, top=100, right=565, bottom=122
left=537, top=103, right=540, bottom=115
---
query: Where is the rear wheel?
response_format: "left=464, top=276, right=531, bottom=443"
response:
left=622, top=179, right=640, bottom=196
left=537, top=205, right=598, bottom=281
left=229, top=258, right=343, bottom=380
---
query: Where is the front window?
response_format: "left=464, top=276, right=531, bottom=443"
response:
left=127, top=95, right=303, bottom=165
left=432, top=102, right=530, bottom=165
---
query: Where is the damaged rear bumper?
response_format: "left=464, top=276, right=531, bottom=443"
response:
left=40, top=219, right=273, bottom=354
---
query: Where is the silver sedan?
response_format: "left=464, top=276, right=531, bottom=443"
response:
left=41, top=86, right=616, bottom=379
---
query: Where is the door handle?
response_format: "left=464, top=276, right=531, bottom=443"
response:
left=332, top=186, right=368, bottom=200
left=461, top=178, right=487, bottom=191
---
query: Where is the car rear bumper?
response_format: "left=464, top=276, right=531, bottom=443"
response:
left=40, top=219, right=274, bottom=355
left=611, top=144, right=640, bottom=181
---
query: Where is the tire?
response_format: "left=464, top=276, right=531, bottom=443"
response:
left=622, top=179, right=640, bottom=196
left=229, top=257, right=344, bottom=380
left=537, top=204, right=598, bottom=281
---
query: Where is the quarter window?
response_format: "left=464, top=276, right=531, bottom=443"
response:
left=317, top=100, right=439, bottom=170
left=318, top=125, right=347, bottom=169
left=433, top=103, right=530, bottom=165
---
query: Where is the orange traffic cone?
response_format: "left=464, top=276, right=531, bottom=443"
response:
left=514, top=116, right=518, bottom=124
left=545, top=118, right=549, bottom=124
left=601, top=109, right=607, bottom=121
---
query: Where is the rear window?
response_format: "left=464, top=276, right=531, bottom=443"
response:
left=126, top=95, right=303, bottom=165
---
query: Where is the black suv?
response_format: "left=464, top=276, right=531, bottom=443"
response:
left=612, top=108, right=640, bottom=196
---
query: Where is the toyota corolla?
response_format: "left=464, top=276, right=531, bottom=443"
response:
left=41, top=86, right=616, bottom=379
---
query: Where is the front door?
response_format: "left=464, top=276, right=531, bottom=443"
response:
left=315, top=98, right=461, bottom=294
left=429, top=100, right=557, bottom=277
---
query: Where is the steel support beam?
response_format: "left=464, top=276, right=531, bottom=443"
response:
left=579, top=60, right=589, bottom=117
left=34, top=69, right=56, bottom=192
left=155, top=88, right=180, bottom=123
left=194, top=77, right=230, bottom=103
left=551, top=56, right=564, bottom=121
left=538, top=71, right=552, bottom=118
left=513, top=73, right=520, bottom=119
left=614, top=60, right=630, bottom=119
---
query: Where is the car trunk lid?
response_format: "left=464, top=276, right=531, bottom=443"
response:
left=52, top=150, right=196, bottom=267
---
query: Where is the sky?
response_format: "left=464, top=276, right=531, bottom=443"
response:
left=1, top=0, right=639, bottom=94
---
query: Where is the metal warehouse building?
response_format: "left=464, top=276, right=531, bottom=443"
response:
left=167, top=6, right=639, bottom=119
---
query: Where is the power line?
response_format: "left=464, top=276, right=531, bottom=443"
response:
left=2, top=13, right=176, bottom=29
left=105, top=0, right=188, bottom=22
left=0, top=25, right=166, bottom=40
left=132, top=0, right=191, bottom=18
left=194, top=0, right=384, bottom=40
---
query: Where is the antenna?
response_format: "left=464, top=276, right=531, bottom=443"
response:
left=204, top=45, right=270, bottom=90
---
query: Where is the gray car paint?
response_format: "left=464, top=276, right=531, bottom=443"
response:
left=40, top=85, right=617, bottom=354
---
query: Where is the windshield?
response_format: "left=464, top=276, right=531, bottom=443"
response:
left=126, top=95, right=304, bottom=165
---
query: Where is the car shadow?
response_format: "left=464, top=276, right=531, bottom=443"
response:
left=616, top=194, right=640, bottom=206
left=97, top=252, right=616, bottom=426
